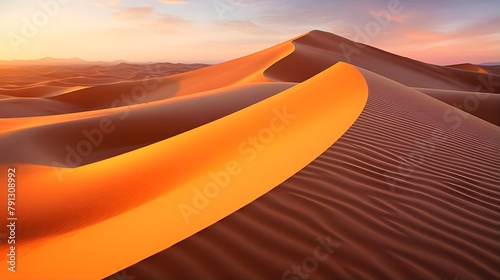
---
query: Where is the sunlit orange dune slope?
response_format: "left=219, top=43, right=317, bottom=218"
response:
left=0, top=62, right=367, bottom=280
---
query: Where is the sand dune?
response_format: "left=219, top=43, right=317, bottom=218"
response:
left=265, top=31, right=500, bottom=93
left=447, top=63, right=490, bottom=74
left=0, top=30, right=498, bottom=280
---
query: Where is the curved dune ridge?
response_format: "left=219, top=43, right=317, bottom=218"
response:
left=0, top=30, right=498, bottom=280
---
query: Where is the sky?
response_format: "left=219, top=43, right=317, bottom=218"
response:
left=0, top=0, right=499, bottom=65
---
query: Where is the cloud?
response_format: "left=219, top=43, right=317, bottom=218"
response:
left=114, top=6, right=155, bottom=20
left=157, top=0, right=190, bottom=4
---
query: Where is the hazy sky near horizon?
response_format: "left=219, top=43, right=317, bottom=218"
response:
left=1, top=0, right=498, bottom=64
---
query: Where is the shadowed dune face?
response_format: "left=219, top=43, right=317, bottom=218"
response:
left=481, top=65, right=500, bottom=75
left=414, top=88, right=500, bottom=126
left=0, top=30, right=499, bottom=280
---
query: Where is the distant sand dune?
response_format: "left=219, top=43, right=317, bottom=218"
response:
left=447, top=63, right=490, bottom=74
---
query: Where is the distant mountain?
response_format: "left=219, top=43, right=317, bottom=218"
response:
left=0, top=57, right=129, bottom=66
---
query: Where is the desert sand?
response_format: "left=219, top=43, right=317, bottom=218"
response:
left=0, top=30, right=498, bottom=280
